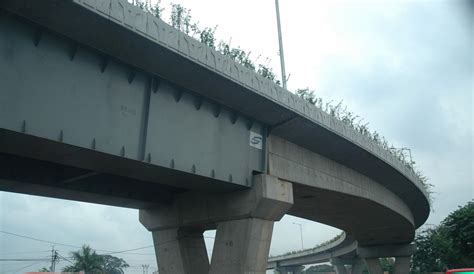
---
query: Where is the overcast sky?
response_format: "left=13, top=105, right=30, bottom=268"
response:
left=0, top=0, right=472, bottom=273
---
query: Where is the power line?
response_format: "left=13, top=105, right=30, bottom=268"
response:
left=1, top=229, right=218, bottom=259
left=0, top=230, right=161, bottom=256
left=0, top=258, right=50, bottom=261
left=2, top=261, right=44, bottom=273
left=0, top=250, right=50, bottom=255
left=102, top=245, right=154, bottom=255
left=0, top=230, right=81, bottom=249
left=56, top=252, right=73, bottom=264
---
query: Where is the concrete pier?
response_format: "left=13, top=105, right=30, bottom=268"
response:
left=331, top=258, right=349, bottom=274
left=140, top=174, right=293, bottom=274
left=152, top=228, right=209, bottom=274
left=393, top=256, right=412, bottom=274
left=350, top=258, right=365, bottom=274
left=364, top=258, right=384, bottom=274
left=209, top=218, right=274, bottom=274
left=357, top=244, right=415, bottom=274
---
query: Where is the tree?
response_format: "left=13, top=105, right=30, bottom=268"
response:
left=63, top=245, right=129, bottom=274
left=38, top=267, right=50, bottom=272
left=379, top=257, right=395, bottom=272
left=63, top=245, right=104, bottom=273
left=442, top=201, right=474, bottom=266
left=412, top=227, right=452, bottom=272
left=102, top=255, right=130, bottom=274
left=412, top=201, right=474, bottom=272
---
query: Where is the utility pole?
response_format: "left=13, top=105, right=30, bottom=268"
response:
left=274, top=0, right=287, bottom=90
left=293, top=222, right=304, bottom=250
left=50, top=246, right=58, bottom=272
left=142, top=264, right=149, bottom=274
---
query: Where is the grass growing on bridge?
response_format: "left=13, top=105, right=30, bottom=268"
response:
left=130, top=0, right=431, bottom=201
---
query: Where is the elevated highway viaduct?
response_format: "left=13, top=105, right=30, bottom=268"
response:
left=0, top=1, right=430, bottom=273
left=267, top=233, right=416, bottom=273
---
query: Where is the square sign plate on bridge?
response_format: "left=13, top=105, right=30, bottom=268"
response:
left=250, top=131, right=263, bottom=150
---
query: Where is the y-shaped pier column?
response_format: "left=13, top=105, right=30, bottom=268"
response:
left=209, top=218, right=274, bottom=274
left=151, top=227, right=209, bottom=274
left=350, top=257, right=366, bottom=274
left=140, top=174, right=294, bottom=274
left=331, top=258, right=349, bottom=274
left=357, top=244, right=415, bottom=274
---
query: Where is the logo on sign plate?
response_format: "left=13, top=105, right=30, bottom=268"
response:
left=249, top=131, right=263, bottom=150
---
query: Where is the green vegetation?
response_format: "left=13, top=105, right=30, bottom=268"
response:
left=134, top=2, right=279, bottom=84
left=62, top=245, right=129, bottom=274
left=295, top=88, right=431, bottom=195
left=272, top=259, right=396, bottom=273
left=270, top=202, right=473, bottom=273
left=412, top=201, right=474, bottom=273
left=131, top=1, right=429, bottom=196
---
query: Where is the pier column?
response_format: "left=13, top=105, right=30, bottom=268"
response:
left=357, top=244, right=415, bottom=274
left=140, top=174, right=293, bottom=274
left=151, top=227, right=209, bottom=274
left=393, top=256, right=411, bottom=274
left=331, top=258, right=349, bottom=274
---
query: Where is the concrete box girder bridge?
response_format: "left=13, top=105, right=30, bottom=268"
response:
left=0, top=1, right=430, bottom=274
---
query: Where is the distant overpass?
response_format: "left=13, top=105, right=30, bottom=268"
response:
left=0, top=1, right=430, bottom=274
left=267, top=233, right=356, bottom=270
left=267, top=232, right=415, bottom=273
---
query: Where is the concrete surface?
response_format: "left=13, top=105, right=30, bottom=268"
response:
left=393, top=256, right=411, bottom=274
left=0, top=1, right=431, bottom=273
left=141, top=174, right=293, bottom=274
left=139, top=174, right=293, bottom=230
left=364, top=258, right=384, bottom=274
left=152, top=228, right=209, bottom=274
left=209, top=218, right=273, bottom=274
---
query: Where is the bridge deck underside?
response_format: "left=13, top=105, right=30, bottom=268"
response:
left=291, top=184, right=414, bottom=245
left=0, top=129, right=251, bottom=208
left=268, top=136, right=415, bottom=247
